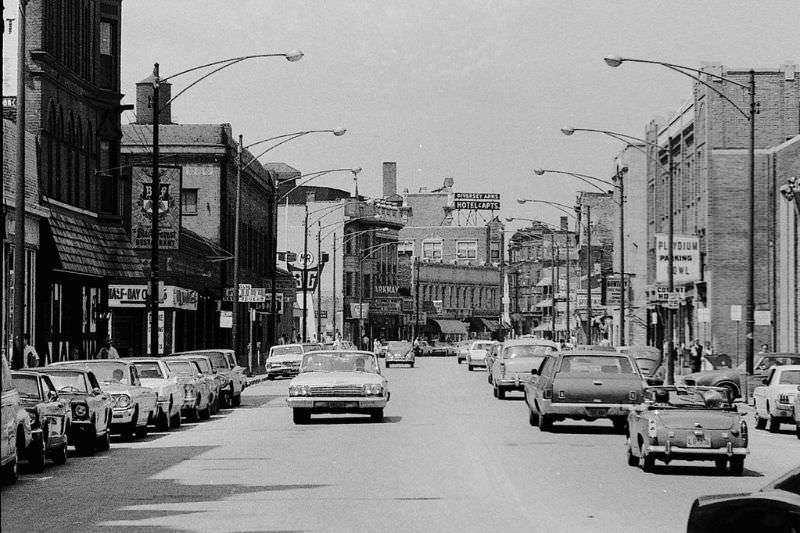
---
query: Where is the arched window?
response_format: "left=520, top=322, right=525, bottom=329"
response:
left=45, top=103, right=57, bottom=196
left=76, top=119, right=84, bottom=207
left=56, top=106, right=64, bottom=201
left=67, top=113, right=75, bottom=204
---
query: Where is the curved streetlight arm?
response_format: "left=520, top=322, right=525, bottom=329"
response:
left=359, top=241, right=398, bottom=262
left=331, top=228, right=389, bottom=253
left=245, top=129, right=342, bottom=151
left=318, top=215, right=381, bottom=241
left=536, top=169, right=615, bottom=194
left=161, top=52, right=301, bottom=82
left=278, top=168, right=361, bottom=203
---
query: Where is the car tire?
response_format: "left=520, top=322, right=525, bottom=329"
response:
left=385, top=363, right=391, bottom=368
left=716, top=382, right=739, bottom=400
left=266, top=374, right=274, bottom=381
left=96, top=427, right=111, bottom=452
left=292, top=408, right=310, bottom=424
left=157, top=403, right=172, bottom=431
left=135, top=421, right=149, bottom=439
left=468, top=365, right=473, bottom=371
left=612, top=418, right=628, bottom=435
left=714, top=458, right=727, bottom=474
left=232, top=394, right=241, bottom=407
left=539, top=413, right=553, bottom=432
left=1, top=431, right=20, bottom=485
left=795, top=424, right=799, bottom=439
left=27, top=436, right=47, bottom=473
left=171, top=408, right=182, bottom=428
left=496, top=386, right=506, bottom=400
left=370, top=409, right=384, bottom=423
left=200, top=403, right=211, bottom=420
left=641, top=453, right=655, bottom=473
left=52, top=440, right=68, bottom=465
left=528, top=408, right=539, bottom=427
left=410, top=362, right=415, bottom=368
left=76, top=425, right=96, bottom=456
left=755, top=413, right=767, bottom=430
left=626, top=442, right=638, bottom=467
left=729, top=457, right=745, bottom=476
left=768, top=412, right=781, bottom=433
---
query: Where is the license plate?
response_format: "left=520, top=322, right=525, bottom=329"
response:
left=686, top=435, right=711, bottom=448
left=586, top=407, right=608, bottom=417
left=315, top=401, right=358, bottom=409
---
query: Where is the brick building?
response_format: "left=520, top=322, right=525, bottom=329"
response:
left=644, top=62, right=799, bottom=361
left=120, top=79, right=295, bottom=362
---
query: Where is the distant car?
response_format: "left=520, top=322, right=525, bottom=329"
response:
left=172, top=349, right=243, bottom=407
left=11, top=371, right=71, bottom=470
left=414, top=340, right=432, bottom=357
left=173, top=354, right=222, bottom=414
left=455, top=341, right=472, bottom=364
left=286, top=350, right=389, bottom=424
left=127, top=358, right=184, bottom=429
left=428, top=341, right=451, bottom=357
left=626, top=386, right=748, bottom=475
left=34, top=367, right=113, bottom=455
left=2, top=356, right=33, bottom=484
left=491, top=339, right=559, bottom=399
left=384, top=341, right=415, bottom=368
left=753, top=365, right=800, bottom=433
left=163, top=356, right=215, bottom=419
left=617, top=345, right=663, bottom=385
left=266, top=344, right=316, bottom=380
left=49, top=360, right=157, bottom=439
left=686, top=465, right=800, bottom=533
left=525, top=350, right=644, bottom=432
left=466, top=340, right=496, bottom=371
left=682, top=353, right=800, bottom=399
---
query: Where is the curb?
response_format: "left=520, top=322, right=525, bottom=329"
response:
left=245, top=375, right=271, bottom=387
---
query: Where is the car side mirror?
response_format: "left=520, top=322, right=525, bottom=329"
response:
left=530, top=369, right=538, bottom=376
left=93, top=387, right=103, bottom=395
left=762, top=378, right=769, bottom=385
left=47, top=390, right=58, bottom=401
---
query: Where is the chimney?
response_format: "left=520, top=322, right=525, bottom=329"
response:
left=560, top=216, right=568, bottom=231
left=135, top=75, right=172, bottom=125
left=382, top=162, right=397, bottom=198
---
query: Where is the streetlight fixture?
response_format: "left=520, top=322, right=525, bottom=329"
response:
left=532, top=166, right=627, bottom=345
left=148, top=51, right=302, bottom=359
left=605, top=53, right=758, bottom=379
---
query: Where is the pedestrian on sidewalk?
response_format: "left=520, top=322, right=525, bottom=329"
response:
left=690, top=339, right=703, bottom=373
left=23, top=334, right=39, bottom=368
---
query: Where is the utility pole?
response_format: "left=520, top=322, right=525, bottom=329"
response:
left=550, top=232, right=556, bottom=341
left=332, top=232, right=337, bottom=336
left=565, top=228, right=571, bottom=342
left=11, top=0, right=25, bottom=369
left=666, top=136, right=675, bottom=385
left=270, top=182, right=278, bottom=346
left=149, top=63, right=161, bottom=358
left=585, top=205, right=592, bottom=344
left=413, top=255, right=420, bottom=341
left=618, top=165, right=626, bottom=347
left=745, top=69, right=756, bottom=378
left=231, top=135, right=242, bottom=360
left=302, top=203, right=309, bottom=341
left=317, top=220, right=322, bottom=341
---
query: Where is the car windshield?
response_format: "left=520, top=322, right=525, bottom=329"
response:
left=11, top=375, right=41, bottom=399
left=165, top=360, right=194, bottom=376
left=48, top=372, right=89, bottom=393
left=301, top=343, right=323, bottom=353
left=504, top=345, right=556, bottom=358
left=472, top=342, right=494, bottom=350
left=67, top=362, right=130, bottom=384
left=560, top=355, right=636, bottom=374
left=133, top=362, right=164, bottom=379
left=647, top=387, right=732, bottom=409
left=300, top=352, right=378, bottom=374
left=387, top=342, right=411, bottom=352
left=201, top=353, right=228, bottom=370
left=271, top=346, right=303, bottom=357
left=779, top=370, right=800, bottom=385
left=190, top=359, right=212, bottom=373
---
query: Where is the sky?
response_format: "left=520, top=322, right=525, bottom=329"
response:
left=115, top=1, right=799, bottom=230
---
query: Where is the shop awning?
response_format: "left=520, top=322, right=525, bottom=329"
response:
left=470, top=317, right=500, bottom=332
left=428, top=319, right=468, bottom=335
left=47, top=210, right=145, bottom=279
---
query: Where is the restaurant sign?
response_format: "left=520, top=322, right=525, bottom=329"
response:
left=131, top=166, right=182, bottom=250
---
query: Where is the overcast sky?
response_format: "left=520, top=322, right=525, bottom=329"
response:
left=120, top=1, right=798, bottom=229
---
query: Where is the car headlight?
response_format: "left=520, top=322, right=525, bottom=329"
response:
left=362, top=384, right=383, bottom=396
left=289, top=384, right=310, bottom=397
left=73, top=404, right=88, bottom=418
left=114, top=394, right=131, bottom=409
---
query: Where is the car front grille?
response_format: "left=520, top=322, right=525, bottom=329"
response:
left=308, top=385, right=364, bottom=397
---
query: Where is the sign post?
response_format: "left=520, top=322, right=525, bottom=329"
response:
left=731, top=305, right=742, bottom=369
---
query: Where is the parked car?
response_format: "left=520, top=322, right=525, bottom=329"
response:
left=287, top=350, right=389, bottom=424
left=753, top=365, right=800, bottom=433
left=266, top=344, right=313, bottom=380
left=466, top=340, right=496, bottom=371
left=384, top=341, right=415, bottom=368
left=2, top=356, right=32, bottom=484
left=686, top=465, right=800, bottom=533
left=485, top=343, right=503, bottom=384
left=11, top=371, right=71, bottom=470
left=127, top=358, right=184, bottom=429
left=49, top=360, right=157, bottom=439
left=162, top=356, right=214, bottom=420
left=164, top=355, right=220, bottom=420
left=626, top=386, right=748, bottom=475
left=682, top=353, right=800, bottom=400
left=172, top=350, right=243, bottom=407
left=525, top=349, right=645, bottom=432
left=414, top=340, right=432, bottom=357
left=455, top=340, right=472, bottom=364
left=222, top=350, right=249, bottom=391
left=428, top=341, right=452, bottom=357
left=795, top=386, right=800, bottom=439
left=34, top=367, right=113, bottom=455
left=617, top=345, right=663, bottom=385
left=491, top=339, right=559, bottom=399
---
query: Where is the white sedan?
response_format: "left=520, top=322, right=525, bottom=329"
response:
left=754, top=364, right=800, bottom=433
left=466, top=341, right=497, bottom=371
left=128, top=358, right=185, bottom=430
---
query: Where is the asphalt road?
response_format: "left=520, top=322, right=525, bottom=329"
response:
left=2, top=358, right=798, bottom=533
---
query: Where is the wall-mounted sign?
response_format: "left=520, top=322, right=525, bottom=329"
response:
left=374, top=285, right=399, bottom=295
left=108, top=284, right=197, bottom=311
left=350, top=303, right=369, bottom=319
left=131, top=166, right=182, bottom=250
left=453, top=192, right=500, bottom=210
left=655, top=234, right=700, bottom=284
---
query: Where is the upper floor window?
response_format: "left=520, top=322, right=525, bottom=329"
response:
left=456, top=240, right=477, bottom=260
left=422, top=239, right=442, bottom=261
left=181, top=189, right=198, bottom=215
left=99, top=22, right=113, bottom=55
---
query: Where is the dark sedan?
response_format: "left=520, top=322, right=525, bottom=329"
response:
left=682, top=353, right=800, bottom=399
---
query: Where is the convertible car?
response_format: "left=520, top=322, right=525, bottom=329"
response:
left=626, top=386, right=748, bottom=475
left=286, top=350, right=389, bottom=424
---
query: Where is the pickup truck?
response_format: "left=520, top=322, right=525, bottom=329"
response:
left=525, top=350, right=645, bottom=433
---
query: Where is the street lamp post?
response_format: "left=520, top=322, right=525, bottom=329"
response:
left=148, top=50, right=303, bottom=358
left=604, top=54, right=758, bottom=379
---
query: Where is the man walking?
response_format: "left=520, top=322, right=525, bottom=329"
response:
left=690, top=339, right=703, bottom=373
left=23, top=334, right=39, bottom=368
